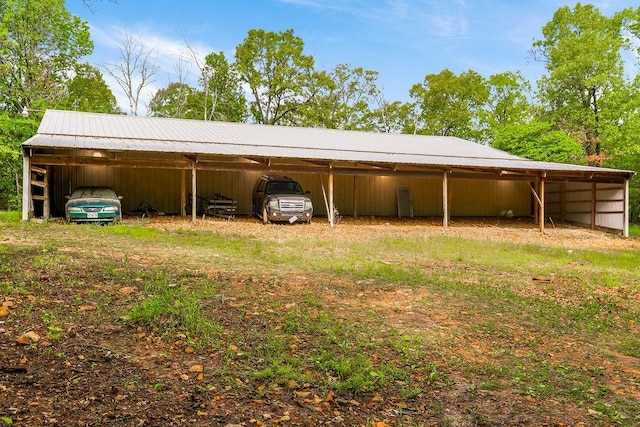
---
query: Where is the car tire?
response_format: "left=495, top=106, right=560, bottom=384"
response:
left=262, top=206, right=269, bottom=225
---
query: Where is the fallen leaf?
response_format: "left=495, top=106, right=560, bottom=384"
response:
left=189, top=364, right=203, bottom=373
left=17, top=331, right=41, bottom=345
left=296, top=391, right=311, bottom=399
left=184, top=346, right=194, bottom=354
left=0, top=306, right=8, bottom=317
left=119, top=287, right=137, bottom=295
left=79, top=305, right=96, bottom=311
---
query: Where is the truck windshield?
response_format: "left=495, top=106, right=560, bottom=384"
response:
left=266, top=181, right=304, bottom=195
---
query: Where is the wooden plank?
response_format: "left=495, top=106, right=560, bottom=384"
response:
left=31, top=166, right=48, bottom=175
left=442, top=171, right=449, bottom=230
left=591, top=183, right=596, bottom=230
left=539, top=178, right=545, bottom=233
left=30, top=180, right=48, bottom=188
left=329, top=167, right=334, bottom=227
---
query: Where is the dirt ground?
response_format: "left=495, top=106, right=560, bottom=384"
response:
left=146, top=214, right=640, bottom=250
left=1, top=215, right=639, bottom=427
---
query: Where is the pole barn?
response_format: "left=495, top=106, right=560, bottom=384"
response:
left=22, top=110, right=635, bottom=236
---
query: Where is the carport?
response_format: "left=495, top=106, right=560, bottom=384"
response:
left=21, top=110, right=635, bottom=235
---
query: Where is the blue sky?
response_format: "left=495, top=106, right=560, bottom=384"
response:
left=67, top=0, right=638, bottom=114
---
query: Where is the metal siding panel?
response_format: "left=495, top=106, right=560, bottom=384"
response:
left=451, top=179, right=529, bottom=217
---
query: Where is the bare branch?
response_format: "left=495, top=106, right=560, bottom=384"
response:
left=102, top=31, right=158, bottom=115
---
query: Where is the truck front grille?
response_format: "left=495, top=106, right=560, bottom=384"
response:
left=279, top=199, right=305, bottom=212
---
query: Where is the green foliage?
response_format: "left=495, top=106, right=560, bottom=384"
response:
left=409, top=69, right=489, bottom=142
left=313, top=351, right=381, bottom=393
left=0, top=0, right=93, bottom=114
left=234, top=29, right=315, bottom=124
left=149, top=82, right=200, bottom=119
left=295, top=64, right=383, bottom=131
left=201, top=51, right=247, bottom=122
left=151, top=51, right=248, bottom=122
left=482, top=71, right=533, bottom=139
left=0, top=210, right=21, bottom=222
left=0, top=113, right=38, bottom=210
left=60, top=63, right=119, bottom=114
left=492, top=121, right=585, bottom=163
left=126, top=277, right=222, bottom=344
left=532, top=4, right=630, bottom=164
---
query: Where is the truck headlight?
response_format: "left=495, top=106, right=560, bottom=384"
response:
left=268, top=199, right=279, bottom=209
left=304, top=200, right=313, bottom=210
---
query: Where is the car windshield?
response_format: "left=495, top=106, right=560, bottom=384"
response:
left=70, top=187, right=117, bottom=199
left=265, top=181, right=304, bottom=195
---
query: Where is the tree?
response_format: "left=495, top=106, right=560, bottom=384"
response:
left=482, top=71, right=533, bottom=140
left=234, top=29, right=314, bottom=125
left=409, top=69, right=489, bottom=141
left=60, top=63, right=119, bottom=113
left=103, top=31, right=158, bottom=116
left=531, top=4, right=630, bottom=165
left=0, top=113, right=38, bottom=209
left=0, top=0, right=93, bottom=115
left=492, top=122, right=584, bottom=163
left=295, top=64, right=382, bottom=131
left=149, top=82, right=199, bottom=119
left=200, top=52, right=246, bottom=122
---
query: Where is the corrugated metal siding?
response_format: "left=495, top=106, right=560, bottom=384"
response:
left=25, top=111, right=635, bottom=178
left=545, top=182, right=625, bottom=231
left=595, top=184, right=625, bottom=230
left=47, top=167, right=531, bottom=219
left=450, top=179, right=530, bottom=217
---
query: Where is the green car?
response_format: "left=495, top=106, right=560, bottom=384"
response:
left=65, top=186, right=123, bottom=224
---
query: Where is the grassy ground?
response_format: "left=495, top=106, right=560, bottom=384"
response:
left=1, top=216, right=639, bottom=426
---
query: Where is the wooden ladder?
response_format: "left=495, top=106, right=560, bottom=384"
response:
left=30, top=165, right=49, bottom=220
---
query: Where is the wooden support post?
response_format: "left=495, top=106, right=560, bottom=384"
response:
left=191, top=162, right=197, bottom=223
left=539, top=178, right=545, bottom=233
left=623, top=179, right=630, bottom=238
left=533, top=182, right=539, bottom=225
left=22, top=152, right=31, bottom=221
left=329, top=165, right=334, bottom=228
left=442, top=171, right=449, bottom=230
left=181, top=169, right=186, bottom=217
left=529, top=181, right=544, bottom=233
left=591, top=182, right=597, bottom=230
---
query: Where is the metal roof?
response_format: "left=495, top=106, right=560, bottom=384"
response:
left=23, top=110, right=635, bottom=180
